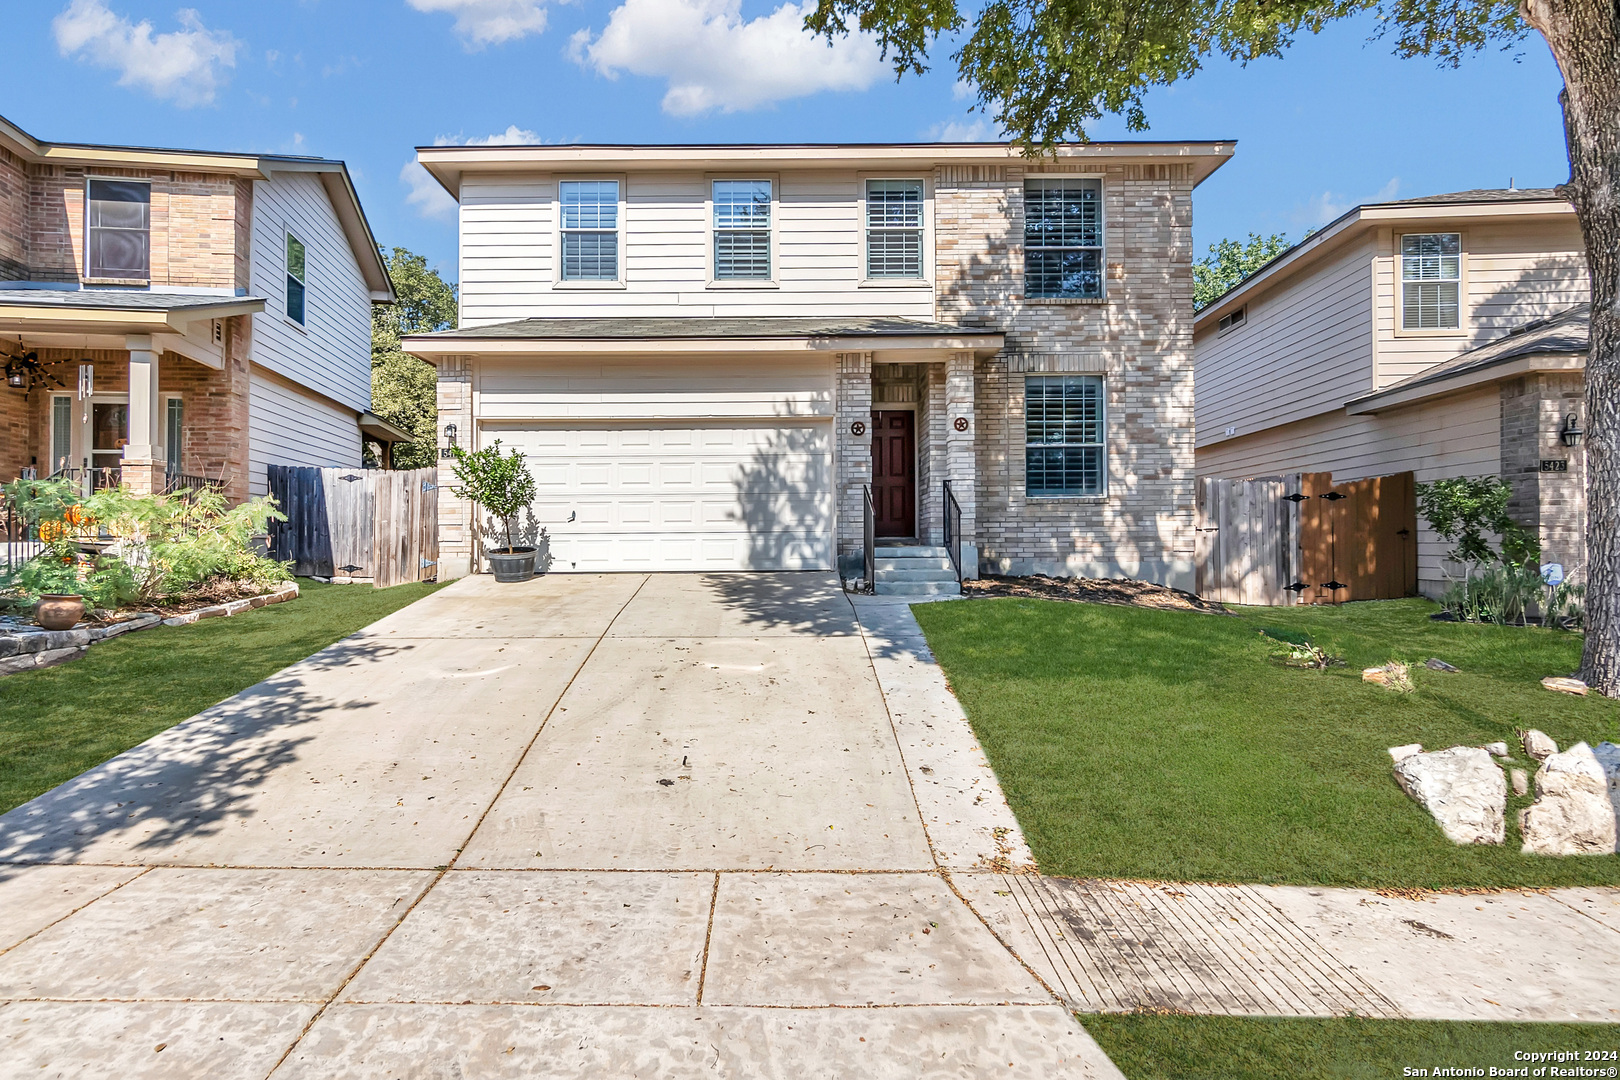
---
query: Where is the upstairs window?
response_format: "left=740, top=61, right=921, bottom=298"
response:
left=560, top=180, right=620, bottom=282
left=285, top=232, right=307, bottom=325
left=1025, top=375, right=1106, bottom=496
left=1401, top=233, right=1461, bottom=329
left=1024, top=178, right=1103, bottom=299
left=713, top=180, right=771, bottom=280
left=866, top=179, right=924, bottom=278
left=85, top=179, right=150, bottom=280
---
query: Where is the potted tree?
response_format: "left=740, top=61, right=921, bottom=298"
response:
left=448, top=440, right=539, bottom=583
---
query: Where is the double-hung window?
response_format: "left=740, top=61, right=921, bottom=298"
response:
left=865, top=179, right=924, bottom=278
left=85, top=179, right=150, bottom=280
left=285, top=232, right=307, bottom=325
left=713, top=180, right=771, bottom=280
left=560, top=180, right=621, bottom=282
left=1025, top=376, right=1106, bottom=496
left=1401, top=233, right=1461, bottom=329
left=1023, top=178, right=1103, bottom=299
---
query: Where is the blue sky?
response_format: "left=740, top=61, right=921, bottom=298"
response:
left=4, top=0, right=1571, bottom=287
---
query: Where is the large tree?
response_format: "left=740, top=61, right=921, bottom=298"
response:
left=808, top=0, right=1620, bottom=692
left=1195, top=231, right=1294, bottom=310
left=370, top=247, right=457, bottom=470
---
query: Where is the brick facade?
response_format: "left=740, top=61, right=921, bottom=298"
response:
left=934, top=161, right=1198, bottom=588
left=1501, top=372, right=1587, bottom=578
left=435, top=356, right=476, bottom=577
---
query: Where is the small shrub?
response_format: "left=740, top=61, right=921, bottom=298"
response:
left=448, top=440, right=536, bottom=554
left=1260, top=630, right=1344, bottom=670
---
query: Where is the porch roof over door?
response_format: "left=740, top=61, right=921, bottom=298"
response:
left=0, top=289, right=265, bottom=337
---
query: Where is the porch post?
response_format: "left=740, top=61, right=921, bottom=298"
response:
left=122, top=334, right=164, bottom=495
left=945, top=350, right=978, bottom=577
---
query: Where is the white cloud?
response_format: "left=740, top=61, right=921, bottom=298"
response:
left=1373, top=176, right=1401, bottom=201
left=53, top=0, right=240, bottom=107
left=927, top=117, right=996, bottom=142
left=1297, top=190, right=1350, bottom=228
left=406, top=0, right=548, bottom=48
left=951, top=79, right=973, bottom=102
left=572, top=0, right=885, bottom=116
left=401, top=126, right=546, bottom=219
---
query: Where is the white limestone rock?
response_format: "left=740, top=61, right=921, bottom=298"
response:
left=1484, top=741, right=1509, bottom=758
left=1511, top=768, right=1529, bottom=797
left=1388, top=744, right=1423, bottom=763
left=1392, top=746, right=1507, bottom=846
left=1519, top=742, right=1620, bottom=856
left=1523, top=729, right=1558, bottom=761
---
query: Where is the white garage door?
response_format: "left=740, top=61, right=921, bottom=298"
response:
left=484, top=420, right=834, bottom=572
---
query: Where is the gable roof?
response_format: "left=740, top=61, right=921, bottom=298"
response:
left=0, top=113, right=394, bottom=303
left=1194, top=187, right=1574, bottom=330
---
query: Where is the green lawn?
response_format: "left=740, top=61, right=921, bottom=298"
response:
left=913, top=597, right=1620, bottom=888
left=0, top=578, right=444, bottom=814
left=1081, top=1014, right=1620, bottom=1079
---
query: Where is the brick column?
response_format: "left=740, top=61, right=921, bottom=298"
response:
left=436, top=355, right=475, bottom=578
left=945, top=349, right=978, bottom=577
left=835, top=351, right=873, bottom=561
left=1502, top=373, right=1587, bottom=578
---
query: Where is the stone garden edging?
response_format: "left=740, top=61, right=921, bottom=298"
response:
left=0, top=582, right=299, bottom=678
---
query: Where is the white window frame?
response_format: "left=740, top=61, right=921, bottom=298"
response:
left=1021, top=175, right=1107, bottom=303
left=1023, top=375, right=1108, bottom=499
left=48, top=394, right=74, bottom=474
left=859, top=175, right=931, bottom=285
left=82, top=176, right=152, bottom=284
left=554, top=175, right=628, bottom=289
left=284, top=228, right=308, bottom=329
left=706, top=174, right=779, bottom=289
left=1396, top=231, right=1465, bottom=335
left=163, top=393, right=185, bottom=471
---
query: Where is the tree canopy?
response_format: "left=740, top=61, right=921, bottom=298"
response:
left=370, top=247, right=456, bottom=470
left=1194, top=231, right=1294, bottom=311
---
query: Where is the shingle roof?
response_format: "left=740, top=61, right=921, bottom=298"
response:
left=1352, top=303, right=1588, bottom=405
left=0, top=289, right=262, bottom=312
left=419, top=316, right=1003, bottom=340
left=1371, top=188, right=1563, bottom=207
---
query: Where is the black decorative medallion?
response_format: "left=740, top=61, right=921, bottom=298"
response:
left=851, top=421, right=865, bottom=436
left=953, top=417, right=969, bottom=432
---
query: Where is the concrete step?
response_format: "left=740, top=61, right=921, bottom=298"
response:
left=874, top=556, right=954, bottom=572
left=875, top=545, right=949, bottom=559
left=875, top=580, right=962, bottom=597
left=876, top=568, right=962, bottom=582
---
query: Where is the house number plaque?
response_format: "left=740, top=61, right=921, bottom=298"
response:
left=1540, top=459, right=1569, bottom=473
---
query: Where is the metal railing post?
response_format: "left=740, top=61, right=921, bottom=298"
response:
left=862, top=484, right=875, bottom=594
left=942, top=480, right=963, bottom=583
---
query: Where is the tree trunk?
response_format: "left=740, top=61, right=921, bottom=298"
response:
left=1522, top=0, right=1620, bottom=692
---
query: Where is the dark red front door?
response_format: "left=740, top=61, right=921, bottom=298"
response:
left=871, top=410, right=915, bottom=537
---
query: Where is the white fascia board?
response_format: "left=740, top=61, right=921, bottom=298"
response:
left=403, top=334, right=1004, bottom=358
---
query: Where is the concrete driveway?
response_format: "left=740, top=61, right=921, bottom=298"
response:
left=0, top=572, right=1117, bottom=1078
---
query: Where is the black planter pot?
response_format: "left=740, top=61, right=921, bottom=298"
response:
left=486, top=547, right=538, bottom=583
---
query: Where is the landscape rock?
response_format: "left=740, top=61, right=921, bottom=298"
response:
left=0, top=636, right=22, bottom=660
left=1426, top=658, right=1460, bottom=672
left=1542, top=676, right=1588, bottom=696
left=194, top=604, right=230, bottom=620
left=0, top=646, right=86, bottom=676
left=98, top=614, right=161, bottom=639
left=1484, top=741, right=1509, bottom=758
left=1388, top=744, right=1424, bottom=762
left=1523, top=729, right=1558, bottom=760
left=163, top=612, right=201, bottom=627
left=222, top=598, right=254, bottom=616
left=1511, top=768, right=1529, bottom=796
left=1519, top=742, right=1620, bottom=856
left=1363, top=661, right=1414, bottom=691
left=1392, top=746, right=1507, bottom=845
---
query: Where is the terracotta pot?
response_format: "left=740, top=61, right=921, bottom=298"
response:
left=36, top=593, right=86, bottom=631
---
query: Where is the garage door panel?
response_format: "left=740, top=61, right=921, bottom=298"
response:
left=486, top=419, right=833, bottom=572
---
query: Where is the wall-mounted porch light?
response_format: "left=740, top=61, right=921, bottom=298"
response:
left=4, top=357, right=24, bottom=389
left=1560, top=413, right=1585, bottom=448
left=444, top=423, right=458, bottom=447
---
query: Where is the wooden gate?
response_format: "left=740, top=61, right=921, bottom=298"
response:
left=267, top=465, right=439, bottom=587
left=1196, top=471, right=1417, bottom=605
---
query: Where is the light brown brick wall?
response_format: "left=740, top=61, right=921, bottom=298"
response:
left=935, top=161, right=1198, bottom=588
left=436, top=356, right=476, bottom=576
left=1502, top=371, right=1587, bottom=578
left=0, top=146, right=27, bottom=280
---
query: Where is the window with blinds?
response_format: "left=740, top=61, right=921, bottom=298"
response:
left=713, top=180, right=771, bottom=280
left=1025, top=375, right=1106, bottom=496
left=1023, top=179, right=1103, bottom=299
left=1401, top=233, right=1461, bottom=329
left=86, top=178, right=150, bottom=280
left=560, top=180, right=621, bottom=281
left=866, top=179, right=924, bottom=278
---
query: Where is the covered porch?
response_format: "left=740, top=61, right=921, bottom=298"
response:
left=0, top=290, right=262, bottom=500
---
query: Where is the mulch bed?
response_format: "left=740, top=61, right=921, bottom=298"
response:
left=82, top=581, right=292, bottom=623
left=962, top=574, right=1231, bottom=614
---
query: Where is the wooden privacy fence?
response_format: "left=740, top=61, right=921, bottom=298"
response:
left=267, top=465, right=439, bottom=588
left=1195, top=471, right=1418, bottom=605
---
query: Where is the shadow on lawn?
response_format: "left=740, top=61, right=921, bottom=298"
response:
left=0, top=637, right=415, bottom=865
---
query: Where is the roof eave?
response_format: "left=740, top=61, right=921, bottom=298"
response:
left=403, top=331, right=1005, bottom=358
left=0, top=297, right=266, bottom=336
left=1345, top=351, right=1586, bottom=414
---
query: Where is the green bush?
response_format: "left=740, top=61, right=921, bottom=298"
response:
left=448, top=440, right=536, bottom=553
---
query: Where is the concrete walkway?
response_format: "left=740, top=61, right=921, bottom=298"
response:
left=0, top=573, right=1121, bottom=1078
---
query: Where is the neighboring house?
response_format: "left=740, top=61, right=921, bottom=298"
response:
left=404, top=141, right=1233, bottom=585
left=0, top=113, right=400, bottom=504
left=1194, top=189, right=1590, bottom=596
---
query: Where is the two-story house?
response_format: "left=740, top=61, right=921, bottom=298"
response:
left=404, top=141, right=1233, bottom=587
left=0, top=113, right=398, bottom=503
left=1194, top=189, right=1590, bottom=596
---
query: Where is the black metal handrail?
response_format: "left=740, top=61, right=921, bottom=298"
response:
left=48, top=467, right=122, bottom=496
left=164, top=471, right=226, bottom=496
left=1, top=492, right=45, bottom=575
left=862, top=484, right=876, bottom=594
left=943, top=479, right=963, bottom=583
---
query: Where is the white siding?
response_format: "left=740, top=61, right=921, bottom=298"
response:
left=1371, top=217, right=1588, bottom=388
left=248, top=370, right=362, bottom=496
left=249, top=171, right=373, bottom=413
left=1194, top=235, right=1376, bottom=448
left=458, top=170, right=936, bottom=325
left=1195, top=386, right=1501, bottom=594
